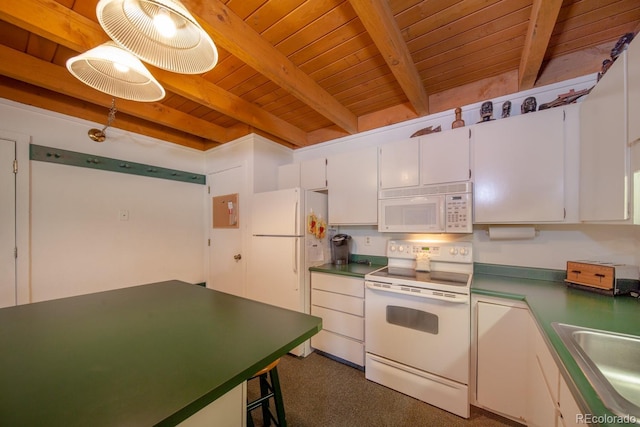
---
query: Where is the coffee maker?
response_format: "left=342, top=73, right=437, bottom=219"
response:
left=330, top=234, right=351, bottom=265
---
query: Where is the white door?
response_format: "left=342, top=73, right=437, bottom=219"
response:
left=0, top=138, right=16, bottom=307
left=208, top=166, right=245, bottom=297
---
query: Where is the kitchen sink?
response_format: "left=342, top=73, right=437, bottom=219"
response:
left=552, top=322, right=640, bottom=423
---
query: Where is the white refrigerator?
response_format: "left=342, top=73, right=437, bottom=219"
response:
left=248, top=188, right=328, bottom=356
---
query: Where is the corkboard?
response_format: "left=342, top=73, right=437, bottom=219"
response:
left=212, top=193, right=239, bottom=228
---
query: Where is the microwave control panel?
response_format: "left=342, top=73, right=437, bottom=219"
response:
left=445, top=193, right=472, bottom=233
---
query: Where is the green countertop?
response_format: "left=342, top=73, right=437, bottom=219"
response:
left=310, top=263, right=386, bottom=277
left=472, top=264, right=640, bottom=425
left=0, top=280, right=322, bottom=426
left=309, top=255, right=387, bottom=278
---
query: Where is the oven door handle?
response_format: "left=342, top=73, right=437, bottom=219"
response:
left=365, top=281, right=469, bottom=304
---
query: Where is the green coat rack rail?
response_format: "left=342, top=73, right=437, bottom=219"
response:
left=30, top=144, right=206, bottom=185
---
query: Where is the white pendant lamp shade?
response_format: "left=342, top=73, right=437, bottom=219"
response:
left=66, top=41, right=165, bottom=102
left=96, top=0, right=218, bottom=74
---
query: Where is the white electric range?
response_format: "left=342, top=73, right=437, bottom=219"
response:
left=364, top=240, right=473, bottom=418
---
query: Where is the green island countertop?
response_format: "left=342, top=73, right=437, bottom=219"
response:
left=472, top=264, right=640, bottom=426
left=0, top=280, right=322, bottom=426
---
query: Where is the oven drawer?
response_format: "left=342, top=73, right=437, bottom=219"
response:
left=311, top=330, right=364, bottom=366
left=365, top=353, right=469, bottom=418
left=311, top=289, right=364, bottom=316
left=311, top=273, right=364, bottom=298
left=311, top=305, right=364, bottom=340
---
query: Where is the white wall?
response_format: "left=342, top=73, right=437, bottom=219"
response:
left=291, top=75, right=640, bottom=271
left=339, top=225, right=640, bottom=270
left=0, top=99, right=207, bottom=302
left=293, top=75, right=596, bottom=161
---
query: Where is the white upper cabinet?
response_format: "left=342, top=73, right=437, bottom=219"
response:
left=580, top=49, right=629, bottom=222
left=379, top=138, right=420, bottom=189
left=301, top=157, right=327, bottom=190
left=327, top=146, right=378, bottom=225
left=626, top=38, right=640, bottom=225
left=277, top=163, right=300, bottom=189
left=473, top=107, right=566, bottom=223
left=628, top=37, right=640, bottom=148
left=421, top=127, right=470, bottom=185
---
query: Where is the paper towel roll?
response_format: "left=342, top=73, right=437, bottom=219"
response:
left=488, top=226, right=536, bottom=240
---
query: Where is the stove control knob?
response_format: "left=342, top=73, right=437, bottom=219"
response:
left=398, top=246, right=405, bottom=252
left=460, top=247, right=469, bottom=256
left=389, top=245, right=396, bottom=252
left=449, top=247, right=459, bottom=255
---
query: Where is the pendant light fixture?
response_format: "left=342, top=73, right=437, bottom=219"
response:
left=66, top=41, right=165, bottom=102
left=96, top=0, right=218, bottom=74
left=88, top=99, right=118, bottom=142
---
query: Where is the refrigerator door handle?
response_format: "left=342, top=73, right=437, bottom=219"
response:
left=294, top=200, right=299, bottom=234
left=293, top=237, right=298, bottom=278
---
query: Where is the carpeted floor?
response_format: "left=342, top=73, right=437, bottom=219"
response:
left=247, top=352, right=523, bottom=427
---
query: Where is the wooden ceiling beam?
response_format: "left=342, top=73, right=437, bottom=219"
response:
left=182, top=0, right=359, bottom=134
left=347, top=0, right=429, bottom=116
left=0, top=0, right=107, bottom=51
left=0, top=0, right=308, bottom=147
left=518, top=0, right=563, bottom=89
left=0, top=78, right=210, bottom=150
left=0, top=54, right=215, bottom=145
left=152, top=67, right=308, bottom=147
left=0, top=44, right=231, bottom=145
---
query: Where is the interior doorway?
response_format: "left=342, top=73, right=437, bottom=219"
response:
left=0, top=131, right=29, bottom=306
left=0, top=137, right=16, bottom=307
left=207, top=165, right=246, bottom=297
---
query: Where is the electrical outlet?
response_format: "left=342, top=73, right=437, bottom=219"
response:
left=119, top=209, right=129, bottom=221
left=364, top=236, right=371, bottom=246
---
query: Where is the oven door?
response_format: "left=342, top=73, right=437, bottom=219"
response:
left=378, top=195, right=445, bottom=233
left=364, top=281, right=470, bottom=384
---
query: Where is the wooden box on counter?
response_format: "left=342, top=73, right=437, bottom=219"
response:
left=565, top=261, right=639, bottom=295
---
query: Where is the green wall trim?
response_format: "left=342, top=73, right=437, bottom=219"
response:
left=30, top=144, right=206, bottom=185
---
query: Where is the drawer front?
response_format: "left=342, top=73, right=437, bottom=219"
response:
left=311, top=272, right=364, bottom=298
left=311, top=305, right=364, bottom=340
left=311, top=289, right=364, bottom=316
left=566, top=262, right=614, bottom=289
left=311, top=330, right=364, bottom=366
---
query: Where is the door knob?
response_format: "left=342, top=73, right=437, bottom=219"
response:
left=233, top=254, right=242, bottom=260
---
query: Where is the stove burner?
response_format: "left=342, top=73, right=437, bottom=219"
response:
left=369, top=267, right=470, bottom=287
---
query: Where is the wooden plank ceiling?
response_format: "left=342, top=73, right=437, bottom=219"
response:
left=0, top=0, right=639, bottom=150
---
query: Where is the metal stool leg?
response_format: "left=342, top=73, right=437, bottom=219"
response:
left=270, top=366, right=286, bottom=427
left=246, top=359, right=285, bottom=427
left=259, top=373, right=272, bottom=427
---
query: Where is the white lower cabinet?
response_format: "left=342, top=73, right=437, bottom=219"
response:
left=558, top=375, right=583, bottom=427
left=474, top=299, right=529, bottom=423
left=178, top=382, right=245, bottom=426
left=473, top=296, right=584, bottom=426
left=310, top=272, right=365, bottom=367
left=528, top=318, right=559, bottom=427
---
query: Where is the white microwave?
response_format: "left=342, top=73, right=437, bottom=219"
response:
left=378, top=182, right=472, bottom=233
